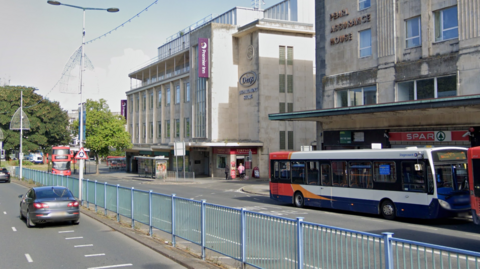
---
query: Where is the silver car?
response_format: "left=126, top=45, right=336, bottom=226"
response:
left=19, top=186, right=80, bottom=227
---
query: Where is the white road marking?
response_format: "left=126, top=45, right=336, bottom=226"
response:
left=59, top=230, right=75, bottom=233
left=12, top=227, right=16, bottom=232
left=87, top=264, right=132, bottom=269
left=74, top=244, right=93, bottom=248
left=66, top=237, right=83, bottom=240
left=3, top=211, right=6, bottom=214
left=85, top=253, right=106, bottom=257
left=25, top=254, right=33, bottom=263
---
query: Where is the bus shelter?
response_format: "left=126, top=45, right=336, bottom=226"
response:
left=134, top=156, right=168, bottom=179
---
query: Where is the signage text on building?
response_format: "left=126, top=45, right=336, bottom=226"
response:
left=389, top=131, right=469, bottom=142
left=329, top=7, right=371, bottom=46
left=239, top=71, right=257, bottom=87
left=198, top=38, right=209, bottom=78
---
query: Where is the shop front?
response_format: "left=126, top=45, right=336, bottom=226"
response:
left=213, top=147, right=259, bottom=179
left=134, top=156, right=169, bottom=179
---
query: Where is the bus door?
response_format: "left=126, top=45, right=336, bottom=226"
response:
left=320, top=163, right=334, bottom=208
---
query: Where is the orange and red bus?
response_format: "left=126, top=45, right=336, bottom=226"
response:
left=50, top=146, right=72, bottom=176
left=270, top=147, right=471, bottom=220
left=468, top=146, right=480, bottom=224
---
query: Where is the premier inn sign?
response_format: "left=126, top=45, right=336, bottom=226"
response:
left=198, top=38, right=209, bottom=78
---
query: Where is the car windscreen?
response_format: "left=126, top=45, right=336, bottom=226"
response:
left=35, top=188, right=74, bottom=199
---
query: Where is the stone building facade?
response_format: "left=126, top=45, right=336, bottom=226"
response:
left=126, top=0, right=316, bottom=178
left=271, top=0, right=480, bottom=149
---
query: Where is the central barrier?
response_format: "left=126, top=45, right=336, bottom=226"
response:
left=16, top=167, right=480, bottom=269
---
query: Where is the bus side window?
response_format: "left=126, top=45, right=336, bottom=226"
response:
left=321, top=164, right=331, bottom=186
left=279, top=161, right=291, bottom=182
left=332, top=161, right=348, bottom=187
left=273, top=161, right=279, bottom=180
left=307, top=161, right=320, bottom=185
left=291, top=162, right=305, bottom=184
left=426, top=166, right=434, bottom=194
left=402, top=162, right=426, bottom=192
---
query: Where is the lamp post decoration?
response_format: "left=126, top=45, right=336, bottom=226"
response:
left=10, top=91, right=31, bottom=180
left=48, top=1, right=119, bottom=203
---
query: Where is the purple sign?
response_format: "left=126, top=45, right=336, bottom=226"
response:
left=198, top=38, right=209, bottom=78
left=121, top=99, right=127, bottom=120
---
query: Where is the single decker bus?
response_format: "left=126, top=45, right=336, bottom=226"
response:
left=270, top=147, right=470, bottom=220
left=49, top=146, right=72, bottom=176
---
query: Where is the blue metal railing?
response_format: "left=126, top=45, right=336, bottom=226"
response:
left=15, top=167, right=480, bottom=269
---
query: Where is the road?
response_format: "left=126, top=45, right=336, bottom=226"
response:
left=0, top=181, right=186, bottom=269
left=77, top=162, right=480, bottom=253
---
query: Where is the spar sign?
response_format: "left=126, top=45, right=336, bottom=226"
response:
left=198, top=38, right=209, bottom=78
left=389, top=131, right=469, bottom=142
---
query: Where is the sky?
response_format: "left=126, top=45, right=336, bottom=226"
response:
left=0, top=0, right=266, bottom=113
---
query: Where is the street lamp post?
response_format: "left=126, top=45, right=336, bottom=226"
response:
left=47, top=1, right=119, bottom=204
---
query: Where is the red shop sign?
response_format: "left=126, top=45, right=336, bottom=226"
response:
left=389, top=131, right=469, bottom=142
left=231, top=148, right=257, bottom=155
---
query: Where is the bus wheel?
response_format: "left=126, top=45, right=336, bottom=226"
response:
left=380, top=200, right=396, bottom=220
left=294, top=192, right=304, bottom=208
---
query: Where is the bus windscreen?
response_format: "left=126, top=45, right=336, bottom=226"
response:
left=53, top=149, right=70, bottom=155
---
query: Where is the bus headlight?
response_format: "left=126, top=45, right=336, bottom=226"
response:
left=438, top=199, right=451, bottom=210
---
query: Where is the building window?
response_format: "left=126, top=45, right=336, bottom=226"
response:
left=166, top=120, right=170, bottom=138
left=157, top=121, right=161, bottom=138
left=359, top=0, right=370, bottom=10
left=149, top=122, right=153, bottom=138
left=287, top=75, right=293, bottom=93
left=135, top=124, right=139, bottom=139
left=142, top=123, right=146, bottom=138
left=279, top=103, right=286, bottom=113
left=166, top=87, right=171, bottom=105
left=175, top=85, right=180, bottom=104
left=279, top=46, right=286, bottom=65
left=287, top=47, right=293, bottom=65
left=158, top=90, right=162, bottom=107
left=359, top=29, right=372, bottom=57
left=130, top=98, right=133, bottom=113
left=397, top=75, right=457, bottom=101
left=406, top=17, right=421, bottom=48
left=150, top=92, right=153, bottom=110
left=175, top=119, right=180, bottom=138
left=142, top=94, right=146, bottom=111
left=184, top=117, right=190, bottom=138
left=337, top=86, right=377, bottom=107
left=279, top=74, right=285, bottom=93
left=279, top=131, right=286, bottom=150
left=288, top=131, right=294, bottom=150
left=434, top=6, right=458, bottom=42
left=184, top=82, right=190, bottom=102
left=287, top=103, right=293, bottom=112
left=217, top=155, right=227, bottom=169
left=136, top=95, right=139, bottom=112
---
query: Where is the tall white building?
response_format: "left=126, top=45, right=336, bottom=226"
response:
left=126, top=0, right=316, bottom=178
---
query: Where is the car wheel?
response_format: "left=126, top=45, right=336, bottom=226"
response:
left=380, top=200, right=396, bottom=220
left=294, top=192, right=304, bottom=208
left=26, top=210, right=35, bottom=228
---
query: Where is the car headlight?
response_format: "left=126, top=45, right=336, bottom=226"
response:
left=438, top=199, right=451, bottom=210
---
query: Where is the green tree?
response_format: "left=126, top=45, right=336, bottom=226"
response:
left=0, top=86, right=71, bottom=159
left=73, top=99, right=131, bottom=174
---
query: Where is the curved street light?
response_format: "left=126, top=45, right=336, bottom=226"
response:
left=47, top=0, right=119, bottom=204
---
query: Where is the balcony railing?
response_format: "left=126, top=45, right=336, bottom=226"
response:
left=133, top=66, right=190, bottom=90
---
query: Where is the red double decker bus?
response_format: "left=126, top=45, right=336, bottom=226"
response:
left=50, top=146, right=72, bottom=176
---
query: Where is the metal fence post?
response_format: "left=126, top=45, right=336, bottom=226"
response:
left=149, top=190, right=153, bottom=237
left=241, top=208, right=246, bottom=267
left=104, top=182, right=107, bottom=216
left=116, top=184, right=120, bottom=222
left=66, top=176, right=69, bottom=189
left=131, top=187, right=135, bottom=228
left=172, top=193, right=176, bottom=247
left=201, top=199, right=206, bottom=260
left=94, top=180, right=98, bottom=212
left=297, top=217, right=304, bottom=269
left=86, top=179, right=89, bottom=207
left=383, top=232, right=394, bottom=269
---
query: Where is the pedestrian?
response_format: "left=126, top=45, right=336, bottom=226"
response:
left=225, top=164, right=230, bottom=180
left=238, top=163, right=245, bottom=179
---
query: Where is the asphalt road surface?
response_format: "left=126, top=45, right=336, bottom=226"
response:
left=0, top=182, right=186, bottom=269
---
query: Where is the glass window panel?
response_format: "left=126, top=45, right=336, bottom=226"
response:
left=149, top=122, right=153, bottom=138
left=337, top=90, right=348, bottom=107
left=166, top=120, right=170, bottom=138
left=321, top=164, right=331, bottom=186
left=401, top=162, right=426, bottom=192
left=279, top=161, right=290, bottom=181
left=279, top=74, right=285, bottom=93
left=150, top=92, right=153, bottom=109
left=185, top=82, right=190, bottom=102
left=175, top=85, right=180, bottom=104
left=359, top=0, right=371, bottom=10
left=363, top=86, right=377, bottom=105
left=158, top=91, right=162, bottom=107
left=217, top=155, right=227, bottom=169
left=287, top=103, right=293, bottom=112
left=416, top=79, right=435, bottom=99
left=287, top=47, right=293, bottom=65
left=175, top=119, right=180, bottom=137
left=349, top=162, right=373, bottom=188
left=279, top=103, right=286, bottom=113
left=359, top=29, right=372, bottom=57
left=398, top=81, right=415, bottom=101
left=373, top=161, right=397, bottom=183
left=287, top=75, right=293, bottom=93
left=406, top=17, right=421, bottom=48
left=288, top=131, right=293, bottom=150
left=157, top=121, right=161, bottom=138
left=291, top=161, right=305, bottom=184
left=442, top=6, right=458, bottom=30
left=443, top=28, right=459, bottom=40
left=184, top=118, right=190, bottom=138
left=279, top=46, right=285, bottom=65
left=332, top=161, right=348, bottom=187
left=166, top=88, right=171, bottom=105
left=307, top=162, right=319, bottom=185
left=437, top=76, right=457, bottom=97
left=350, top=88, right=362, bottom=106
left=434, top=11, right=442, bottom=41
left=279, top=131, right=286, bottom=150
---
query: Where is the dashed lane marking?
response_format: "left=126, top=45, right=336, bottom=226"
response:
left=87, top=264, right=132, bottom=269
left=85, top=253, right=106, bottom=257
left=65, top=237, right=83, bottom=240
left=59, top=230, right=75, bottom=233
left=25, top=254, right=33, bottom=263
left=75, top=244, right=93, bottom=248
left=12, top=227, right=16, bottom=232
